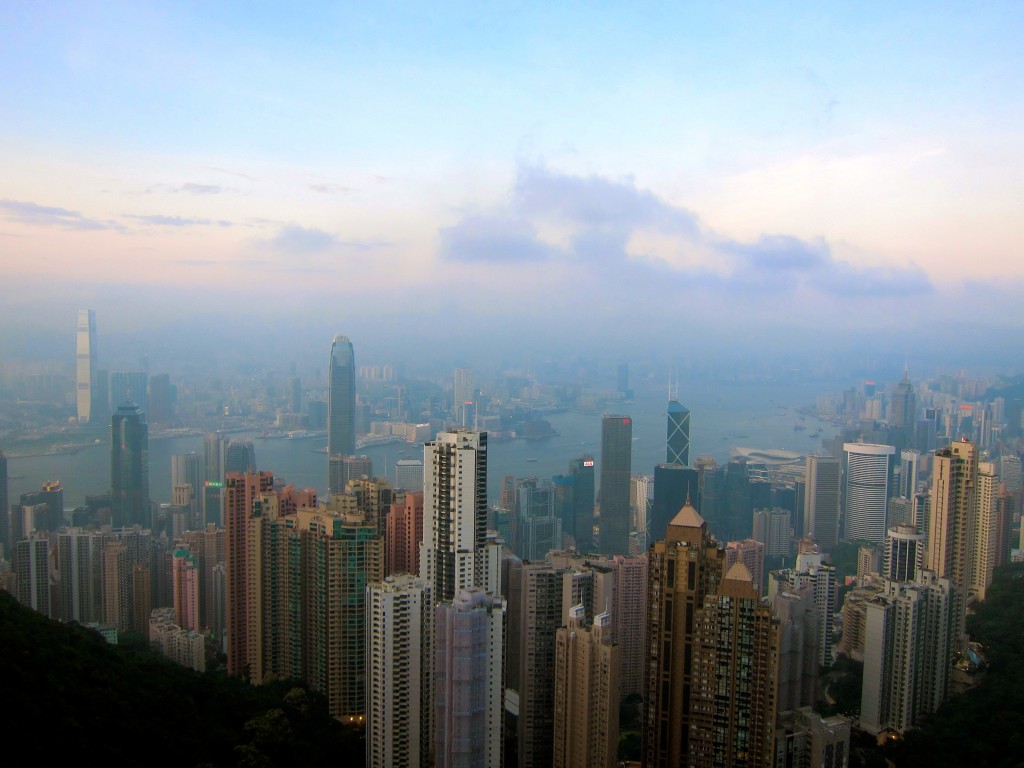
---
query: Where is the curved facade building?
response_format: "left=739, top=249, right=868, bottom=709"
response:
left=844, top=442, right=895, bottom=543
left=328, top=334, right=356, bottom=463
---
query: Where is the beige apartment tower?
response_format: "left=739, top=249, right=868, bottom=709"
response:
left=553, top=606, right=620, bottom=768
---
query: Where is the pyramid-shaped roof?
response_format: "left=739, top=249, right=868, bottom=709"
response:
left=669, top=498, right=704, bottom=528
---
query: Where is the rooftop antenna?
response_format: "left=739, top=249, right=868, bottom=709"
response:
left=668, top=368, right=679, bottom=403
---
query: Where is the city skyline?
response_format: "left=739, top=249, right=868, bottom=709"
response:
left=2, top=4, right=1023, bottom=368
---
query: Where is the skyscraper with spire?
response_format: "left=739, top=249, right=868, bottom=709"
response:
left=328, top=334, right=356, bottom=494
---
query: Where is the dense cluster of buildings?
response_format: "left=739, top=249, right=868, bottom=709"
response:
left=2, top=316, right=1023, bottom=767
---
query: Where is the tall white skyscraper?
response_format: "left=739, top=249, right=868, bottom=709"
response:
left=844, top=443, right=896, bottom=543
left=420, top=430, right=497, bottom=601
left=76, top=309, right=97, bottom=423
left=366, top=575, right=433, bottom=768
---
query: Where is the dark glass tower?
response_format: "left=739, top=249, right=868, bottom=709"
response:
left=111, top=402, right=149, bottom=528
left=599, top=415, right=632, bottom=556
left=328, top=334, right=356, bottom=493
left=569, top=455, right=596, bottom=552
left=651, top=463, right=698, bottom=544
left=0, top=450, right=8, bottom=557
left=667, top=398, right=690, bottom=466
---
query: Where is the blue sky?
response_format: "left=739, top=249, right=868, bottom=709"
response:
left=2, top=2, right=1022, bottom=364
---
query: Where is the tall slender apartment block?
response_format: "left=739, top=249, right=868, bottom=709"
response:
left=366, top=575, right=433, bottom=768
left=434, top=587, right=504, bottom=768
left=172, top=546, right=201, bottom=631
left=76, top=309, right=97, bottom=423
left=928, top=439, right=978, bottom=648
left=553, top=607, right=620, bottom=768
left=387, top=490, right=424, bottom=576
left=420, top=430, right=494, bottom=600
left=643, top=500, right=726, bottom=766
left=688, top=562, right=779, bottom=768
left=972, top=461, right=999, bottom=600
left=328, top=334, right=356, bottom=493
left=599, top=415, right=632, bottom=557
left=804, top=455, right=840, bottom=549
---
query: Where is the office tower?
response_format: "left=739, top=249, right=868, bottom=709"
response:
left=110, top=370, right=148, bottom=415
left=366, top=575, right=433, bottom=768
left=666, top=397, right=690, bottom=467
left=598, top=415, right=631, bottom=557
left=203, top=432, right=223, bottom=482
left=688, top=562, right=779, bottom=768
left=101, top=541, right=132, bottom=630
left=0, top=450, right=7, bottom=558
left=396, top=458, right=424, bottom=492
left=804, top=456, right=841, bottom=549
left=725, top=538, right=766, bottom=592
left=768, top=552, right=836, bottom=667
left=55, top=528, right=103, bottom=624
left=885, top=524, right=925, bottom=582
left=860, top=571, right=954, bottom=735
left=76, top=309, right=97, bottom=423
left=224, top=470, right=275, bottom=677
left=752, top=507, right=792, bottom=559
left=569, top=456, right=596, bottom=551
left=148, top=373, right=172, bottom=423
left=644, top=500, right=726, bottom=766
left=889, top=371, right=916, bottom=445
left=771, top=588, right=821, bottom=712
left=888, top=496, right=915, bottom=529
left=288, top=376, right=302, bottom=413
left=19, top=481, right=64, bottom=532
left=329, top=454, right=373, bottom=498
left=224, top=439, right=256, bottom=474
left=650, top=463, right=699, bottom=546
left=898, top=449, right=921, bottom=499
left=15, top=532, right=52, bottom=616
left=454, top=367, right=473, bottom=427
left=420, top=430, right=493, bottom=601
left=111, top=403, right=150, bottom=529
left=844, top=443, right=896, bottom=543
left=433, top=587, right=504, bottom=768
left=172, top=452, right=204, bottom=527
left=514, top=479, right=562, bottom=561
left=328, top=334, right=356, bottom=483
left=386, top=491, right=424, bottom=576
left=722, top=457, right=752, bottom=541
left=507, top=559, right=564, bottom=768
left=631, top=474, right=654, bottom=546
left=172, top=546, right=201, bottom=631
left=928, top=439, right=978, bottom=647
left=552, top=607, right=620, bottom=768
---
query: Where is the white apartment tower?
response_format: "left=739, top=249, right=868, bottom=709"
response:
left=366, top=575, right=433, bottom=768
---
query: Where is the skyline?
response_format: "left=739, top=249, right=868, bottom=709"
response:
left=2, top=3, right=1023, bottom=367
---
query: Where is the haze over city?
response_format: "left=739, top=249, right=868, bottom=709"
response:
left=2, top=3, right=1023, bottom=370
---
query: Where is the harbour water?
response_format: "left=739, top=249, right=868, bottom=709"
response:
left=5, top=378, right=850, bottom=511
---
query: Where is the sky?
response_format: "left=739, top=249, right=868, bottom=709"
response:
left=1, top=2, right=1022, bottom=371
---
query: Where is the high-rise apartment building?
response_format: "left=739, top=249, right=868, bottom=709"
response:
left=111, top=403, right=149, bottom=528
left=972, top=461, right=999, bottom=601
left=552, top=606, right=620, bottom=768
left=386, top=490, right=424, bottom=577
left=420, top=430, right=494, bottom=601
left=101, top=540, right=132, bottom=630
left=725, top=538, right=766, bottom=592
left=16, top=532, right=52, bottom=616
left=804, top=455, right=840, bottom=549
left=844, top=443, right=896, bottom=543
left=76, top=309, right=97, bottom=423
left=688, top=562, right=779, bottom=768
left=366, top=575, right=433, bottom=768
left=643, top=500, right=726, bottom=766
left=172, top=546, right=201, bottom=631
left=328, top=334, right=356, bottom=491
left=55, top=527, right=103, bottom=624
left=767, top=552, right=836, bottom=668
left=598, top=415, right=631, bottom=557
left=928, top=439, right=978, bottom=647
left=666, top=398, right=690, bottom=467
left=329, top=454, right=373, bottom=499
left=434, top=587, right=504, bottom=768
left=860, top=571, right=954, bottom=735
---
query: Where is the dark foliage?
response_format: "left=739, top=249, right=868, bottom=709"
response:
left=0, top=591, right=363, bottom=767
